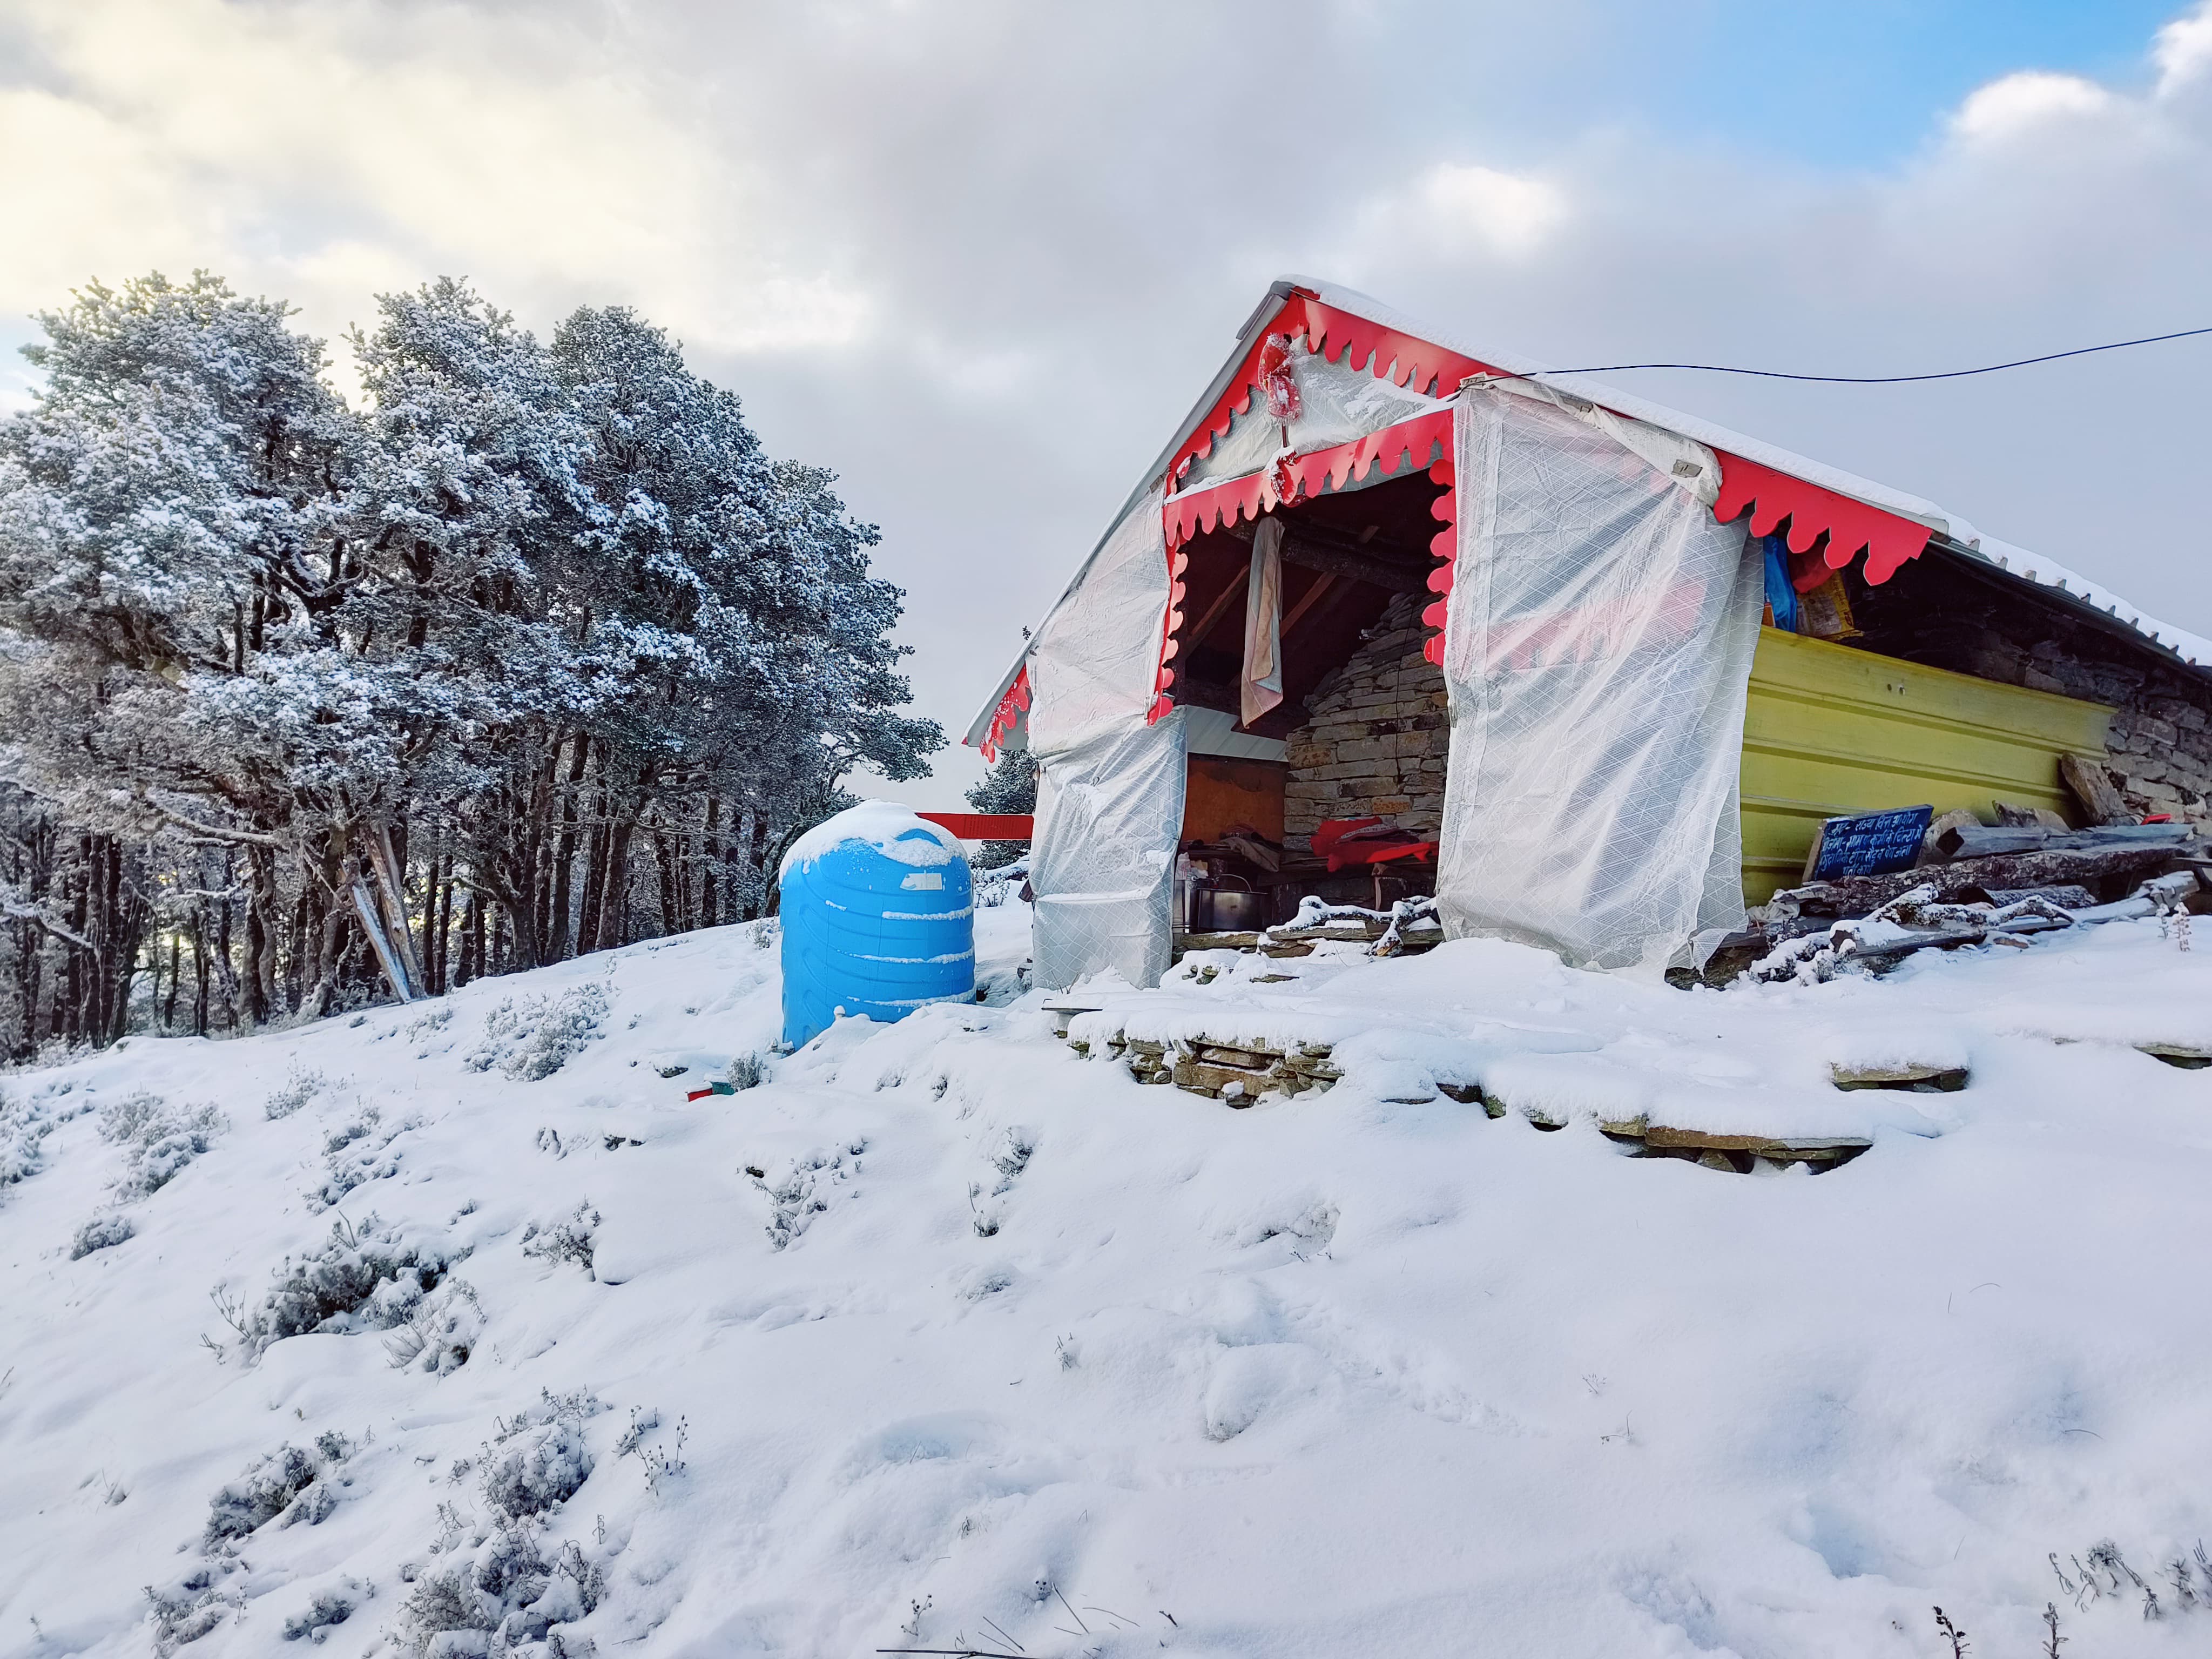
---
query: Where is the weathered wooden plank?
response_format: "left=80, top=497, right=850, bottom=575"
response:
left=1938, top=822, right=2193, bottom=860
left=1770, top=843, right=2187, bottom=917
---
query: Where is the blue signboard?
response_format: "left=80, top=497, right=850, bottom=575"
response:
left=1807, top=804, right=1934, bottom=882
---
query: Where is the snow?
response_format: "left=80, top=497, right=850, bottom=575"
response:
left=777, top=802, right=963, bottom=878
left=4, top=903, right=2211, bottom=1657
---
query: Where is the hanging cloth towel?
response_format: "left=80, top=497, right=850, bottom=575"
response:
left=1242, top=518, right=1285, bottom=727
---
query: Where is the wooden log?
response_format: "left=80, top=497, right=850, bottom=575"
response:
left=1772, top=842, right=2191, bottom=917
left=1937, top=822, right=2192, bottom=859
left=1980, top=885, right=2096, bottom=909
left=2060, top=753, right=2132, bottom=827
left=1278, top=536, right=1428, bottom=594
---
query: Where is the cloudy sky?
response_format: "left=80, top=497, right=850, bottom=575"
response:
left=4, top=0, right=2209, bottom=806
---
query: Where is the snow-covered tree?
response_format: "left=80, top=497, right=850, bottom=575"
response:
left=965, top=748, right=1037, bottom=868
left=0, top=269, right=941, bottom=1050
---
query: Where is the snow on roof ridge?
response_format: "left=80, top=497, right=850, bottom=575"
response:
left=1283, top=275, right=2207, bottom=673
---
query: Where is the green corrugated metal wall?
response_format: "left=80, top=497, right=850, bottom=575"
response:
left=1739, top=629, right=2114, bottom=903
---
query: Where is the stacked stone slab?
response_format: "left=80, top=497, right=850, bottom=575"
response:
left=1282, top=591, right=1448, bottom=853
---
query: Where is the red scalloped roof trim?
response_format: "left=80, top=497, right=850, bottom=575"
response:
left=1164, top=407, right=1454, bottom=543
left=1712, top=450, right=1931, bottom=586
left=1153, top=409, right=1455, bottom=725
left=1166, top=292, right=1499, bottom=488
left=977, top=662, right=1030, bottom=761
left=1421, top=449, right=1458, bottom=667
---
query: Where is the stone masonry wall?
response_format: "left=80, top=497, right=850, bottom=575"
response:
left=1282, top=591, right=1449, bottom=852
left=1851, top=564, right=2212, bottom=830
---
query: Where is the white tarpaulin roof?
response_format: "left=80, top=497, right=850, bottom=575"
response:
left=967, top=277, right=2212, bottom=747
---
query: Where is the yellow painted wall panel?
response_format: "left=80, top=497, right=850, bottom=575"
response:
left=1739, top=630, right=2112, bottom=902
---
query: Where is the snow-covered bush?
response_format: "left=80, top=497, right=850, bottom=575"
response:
left=974, top=854, right=1030, bottom=907
left=145, top=1568, right=245, bottom=1656
left=381, top=1278, right=484, bottom=1377
left=466, top=984, right=610, bottom=1081
left=70, top=1211, right=134, bottom=1259
left=100, top=1093, right=226, bottom=1198
left=394, top=1394, right=610, bottom=1654
left=482, top=1420, right=594, bottom=1523
left=225, top=1216, right=469, bottom=1363
left=306, top=1107, right=411, bottom=1213
left=752, top=1143, right=863, bottom=1250
left=281, top=1580, right=365, bottom=1642
left=521, top=1202, right=602, bottom=1278
left=203, top=1434, right=350, bottom=1546
left=264, top=1064, right=326, bottom=1121
left=400, top=1527, right=605, bottom=1657
left=615, top=1407, right=688, bottom=1499
left=0, top=1089, right=54, bottom=1196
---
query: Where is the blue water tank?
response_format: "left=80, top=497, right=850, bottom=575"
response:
left=779, top=804, right=975, bottom=1049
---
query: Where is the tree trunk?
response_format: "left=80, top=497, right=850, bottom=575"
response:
left=364, top=822, right=428, bottom=997
left=549, top=734, right=589, bottom=959
left=702, top=795, right=721, bottom=928
left=433, top=862, right=454, bottom=994
left=654, top=818, right=680, bottom=938
left=350, top=874, right=417, bottom=1002
left=244, top=842, right=276, bottom=1027
left=597, top=813, right=636, bottom=952
left=192, top=909, right=211, bottom=1036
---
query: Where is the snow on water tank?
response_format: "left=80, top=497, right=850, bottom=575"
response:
left=778, top=802, right=974, bottom=1050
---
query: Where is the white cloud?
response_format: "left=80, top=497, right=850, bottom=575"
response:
left=1415, top=163, right=1568, bottom=257
left=0, top=0, right=867, bottom=354
left=2155, top=2, right=2212, bottom=93
left=1950, top=71, right=2114, bottom=143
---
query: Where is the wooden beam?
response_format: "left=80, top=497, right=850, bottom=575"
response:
left=1182, top=564, right=1250, bottom=651
left=1223, top=515, right=1431, bottom=591
left=1280, top=571, right=1338, bottom=638
left=1280, top=528, right=1427, bottom=592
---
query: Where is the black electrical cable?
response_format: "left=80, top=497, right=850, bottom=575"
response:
left=1523, top=325, right=2212, bottom=385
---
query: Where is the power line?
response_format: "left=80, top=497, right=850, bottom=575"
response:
left=1525, top=325, right=2212, bottom=386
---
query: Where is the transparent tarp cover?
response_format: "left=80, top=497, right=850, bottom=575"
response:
left=1437, top=387, right=1762, bottom=969
left=1025, top=484, right=1185, bottom=989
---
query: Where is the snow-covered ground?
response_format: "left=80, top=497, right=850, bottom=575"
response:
left=3, top=901, right=2211, bottom=1659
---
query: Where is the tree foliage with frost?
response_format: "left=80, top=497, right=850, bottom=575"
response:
left=0, top=271, right=939, bottom=1051
left=964, top=748, right=1037, bottom=869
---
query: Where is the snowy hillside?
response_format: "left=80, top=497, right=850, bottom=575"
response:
left=4, top=901, right=2212, bottom=1659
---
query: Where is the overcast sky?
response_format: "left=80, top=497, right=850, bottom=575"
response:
left=4, top=0, right=2210, bottom=807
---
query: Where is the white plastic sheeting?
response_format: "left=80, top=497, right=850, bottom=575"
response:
left=1436, top=386, right=1763, bottom=970
left=1030, top=711, right=1187, bottom=992
left=1026, top=485, right=1185, bottom=989
left=1179, top=345, right=1441, bottom=492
